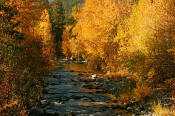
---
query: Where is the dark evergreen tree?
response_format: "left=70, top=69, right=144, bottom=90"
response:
left=60, top=0, right=84, bottom=11
left=49, top=0, right=65, bottom=57
left=50, top=0, right=65, bottom=41
left=44, top=0, right=49, bottom=3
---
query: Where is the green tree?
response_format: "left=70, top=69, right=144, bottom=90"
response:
left=50, top=0, right=65, bottom=41
left=50, top=0, right=65, bottom=56
left=60, top=0, right=84, bottom=13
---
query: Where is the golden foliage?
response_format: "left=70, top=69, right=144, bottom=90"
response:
left=133, top=82, right=153, bottom=101
left=62, top=26, right=72, bottom=58
left=67, top=0, right=133, bottom=69
left=119, top=93, right=132, bottom=104
left=116, top=0, right=175, bottom=83
left=6, top=0, right=47, bottom=32
left=62, top=0, right=175, bottom=84
left=61, top=0, right=175, bottom=108
left=35, top=9, right=55, bottom=59
left=152, top=102, right=175, bottom=116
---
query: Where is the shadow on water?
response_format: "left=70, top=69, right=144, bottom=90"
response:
left=31, top=59, right=174, bottom=116
left=39, top=60, right=134, bottom=116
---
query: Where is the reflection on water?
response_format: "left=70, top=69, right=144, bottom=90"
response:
left=77, top=101, right=112, bottom=107
left=62, top=63, right=102, bottom=74
left=103, top=94, right=118, bottom=101
left=77, top=101, right=92, bottom=106
left=77, top=101, right=131, bottom=115
left=114, top=109, right=132, bottom=116
left=52, top=61, right=133, bottom=115
left=80, top=88, right=104, bottom=93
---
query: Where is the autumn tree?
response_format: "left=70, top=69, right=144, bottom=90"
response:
left=65, top=3, right=81, bottom=26
left=6, top=0, right=49, bottom=33
left=0, top=2, right=24, bottom=39
left=62, top=3, right=84, bottom=60
left=35, top=9, right=55, bottom=59
left=0, top=0, right=54, bottom=114
left=116, top=0, right=175, bottom=83
left=63, top=0, right=175, bottom=83
left=68, top=0, right=132, bottom=69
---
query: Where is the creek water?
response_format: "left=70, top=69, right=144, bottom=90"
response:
left=28, top=58, right=175, bottom=116
left=38, top=59, right=133, bottom=116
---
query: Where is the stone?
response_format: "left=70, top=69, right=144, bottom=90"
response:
left=80, top=97, right=90, bottom=101
left=127, top=107, right=132, bottom=111
left=41, top=100, right=47, bottom=105
left=141, top=111, right=146, bottom=114
left=91, top=74, right=97, bottom=79
left=29, top=108, right=44, bottom=116
left=90, top=112, right=108, bottom=116
left=43, top=88, right=48, bottom=94
left=53, top=74, right=61, bottom=78
left=77, top=114, right=89, bottom=116
left=69, top=70, right=75, bottom=72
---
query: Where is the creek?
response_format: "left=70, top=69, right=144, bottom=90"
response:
left=30, top=59, right=173, bottom=116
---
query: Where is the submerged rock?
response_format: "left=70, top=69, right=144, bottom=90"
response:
left=29, top=108, right=44, bottom=116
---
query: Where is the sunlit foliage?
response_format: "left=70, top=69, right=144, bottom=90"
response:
left=118, top=0, right=175, bottom=83
left=65, top=0, right=132, bottom=69
left=63, top=0, right=175, bottom=86
left=35, top=9, right=55, bottom=60
left=62, top=3, right=83, bottom=60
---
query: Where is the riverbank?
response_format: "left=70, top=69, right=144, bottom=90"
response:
left=29, top=59, right=174, bottom=116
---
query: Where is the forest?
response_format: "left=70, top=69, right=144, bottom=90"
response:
left=0, top=0, right=175, bottom=115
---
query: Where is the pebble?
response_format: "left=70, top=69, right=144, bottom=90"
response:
left=127, top=107, right=132, bottom=110
left=91, top=74, right=97, bottom=79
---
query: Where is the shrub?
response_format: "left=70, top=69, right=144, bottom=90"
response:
left=0, top=32, right=51, bottom=115
left=152, top=102, right=175, bottom=116
left=133, top=82, right=153, bottom=101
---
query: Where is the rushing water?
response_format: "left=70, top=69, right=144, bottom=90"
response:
left=29, top=59, right=175, bottom=116
left=32, top=59, right=134, bottom=116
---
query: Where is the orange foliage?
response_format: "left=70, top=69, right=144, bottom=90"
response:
left=6, top=0, right=49, bottom=32
left=63, top=0, right=175, bottom=85
left=0, top=1, right=54, bottom=115
left=65, top=0, right=132, bottom=69
left=6, top=0, right=55, bottom=60
left=35, top=9, right=55, bottom=60
left=62, top=26, right=72, bottom=58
